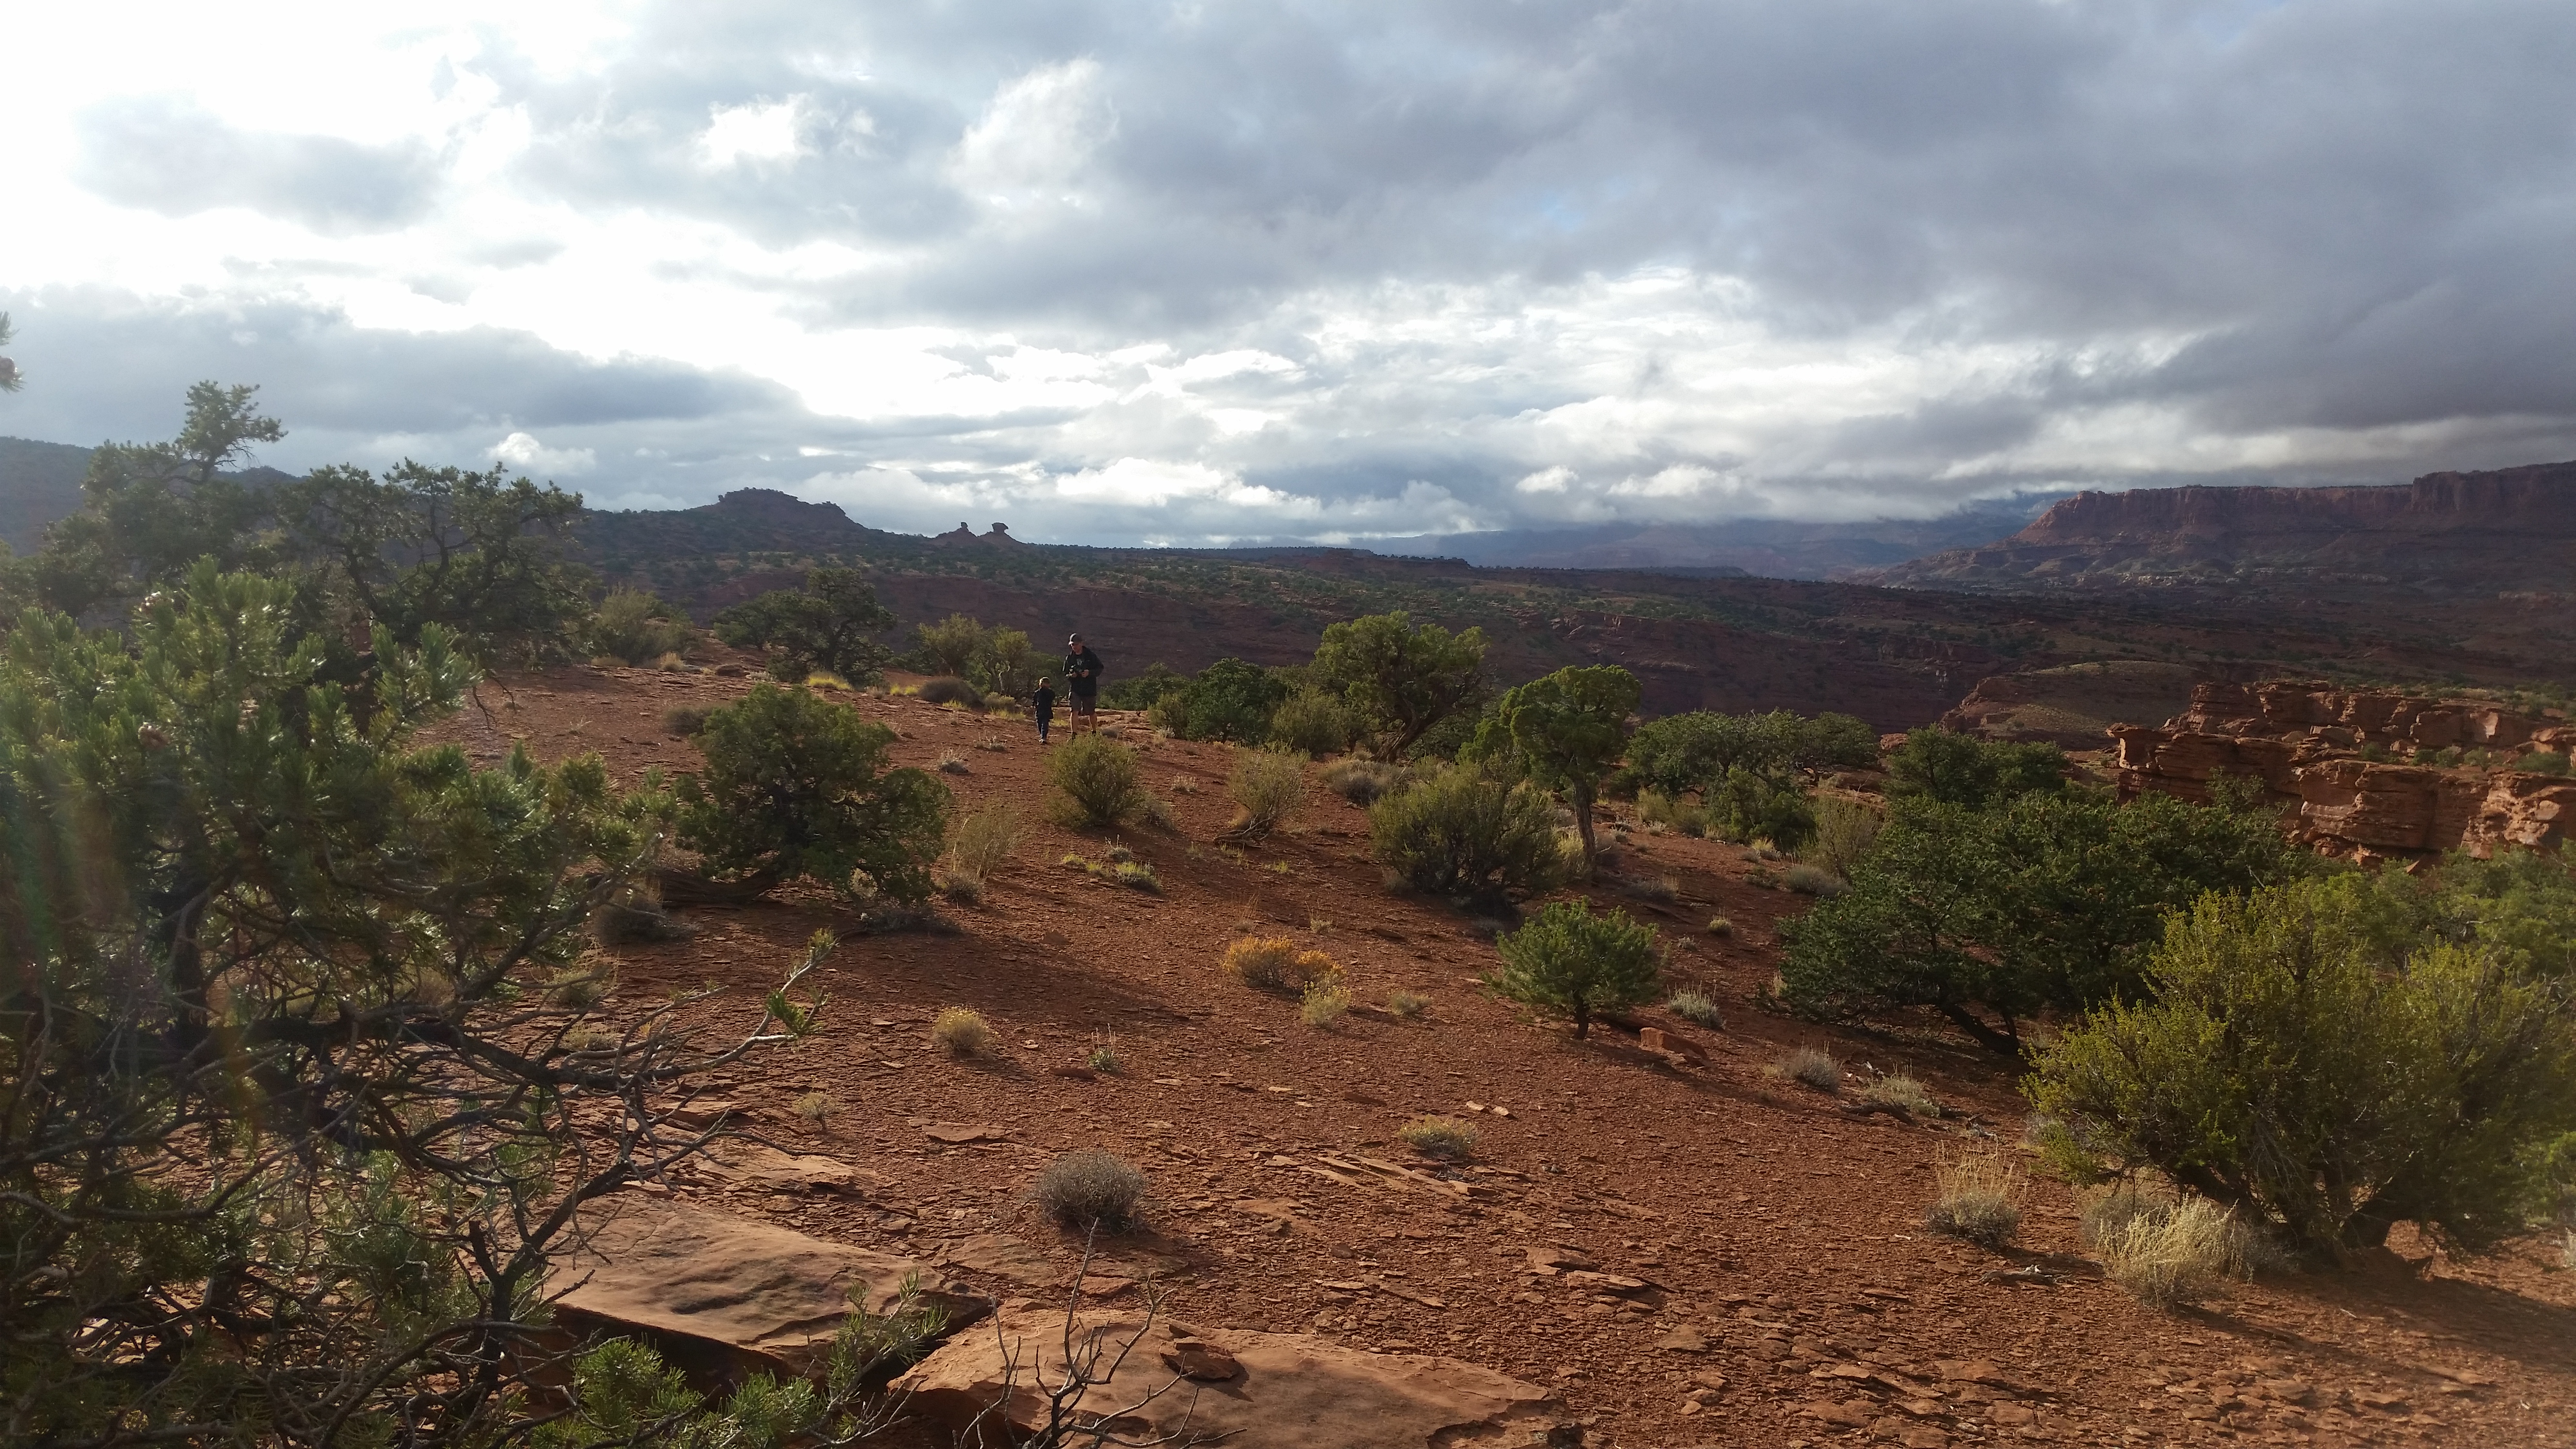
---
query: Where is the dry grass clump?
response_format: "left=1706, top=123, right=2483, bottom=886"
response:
left=976, top=736, right=1010, bottom=752
left=1385, top=989, right=1430, bottom=1018
left=543, top=963, right=616, bottom=1009
left=1111, top=861, right=1159, bottom=891
left=1784, top=863, right=1844, bottom=896
left=932, top=1006, right=996, bottom=1058
left=1299, top=974, right=1352, bottom=1028
left=1635, top=789, right=1710, bottom=837
left=1665, top=990, right=1725, bottom=1029
left=937, top=753, right=970, bottom=775
left=1768, top=1046, right=1843, bottom=1093
left=915, top=676, right=984, bottom=708
left=2083, top=1190, right=2270, bottom=1309
left=1086, top=1036, right=1122, bottom=1073
left=793, top=1092, right=835, bottom=1126
left=1320, top=757, right=1405, bottom=805
left=1220, top=748, right=1307, bottom=842
left=1856, top=1073, right=1940, bottom=1116
left=1705, top=915, right=1733, bottom=937
left=942, top=800, right=1024, bottom=895
left=661, top=705, right=709, bottom=737
left=1925, top=1146, right=2025, bottom=1248
left=1224, top=936, right=1340, bottom=992
left=562, top=1024, right=622, bottom=1054
left=1398, top=1116, right=1479, bottom=1162
left=1617, top=873, right=1680, bottom=903
left=1169, top=774, right=1201, bottom=795
left=1033, top=1149, right=1147, bottom=1231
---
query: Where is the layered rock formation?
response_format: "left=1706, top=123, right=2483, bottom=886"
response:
left=1938, top=660, right=2211, bottom=748
left=2110, top=681, right=2576, bottom=859
left=1868, top=460, right=2576, bottom=596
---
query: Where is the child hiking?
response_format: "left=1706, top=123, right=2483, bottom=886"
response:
left=1032, top=677, right=1056, bottom=743
left=1062, top=634, right=1104, bottom=734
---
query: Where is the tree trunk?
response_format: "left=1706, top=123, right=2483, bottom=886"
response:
left=1572, top=783, right=1598, bottom=862
left=1932, top=1000, right=2019, bottom=1056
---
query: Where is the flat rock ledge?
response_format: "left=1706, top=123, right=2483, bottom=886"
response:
left=894, top=1305, right=1572, bottom=1449
left=548, top=1201, right=991, bottom=1379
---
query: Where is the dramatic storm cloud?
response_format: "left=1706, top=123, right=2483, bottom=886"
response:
left=5, top=1, right=2574, bottom=543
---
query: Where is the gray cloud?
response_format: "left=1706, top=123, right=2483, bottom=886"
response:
left=20, top=1, right=2576, bottom=544
left=74, top=97, right=445, bottom=233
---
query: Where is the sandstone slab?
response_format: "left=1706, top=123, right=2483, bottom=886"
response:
left=893, top=1307, right=1566, bottom=1448
left=551, top=1202, right=990, bottom=1378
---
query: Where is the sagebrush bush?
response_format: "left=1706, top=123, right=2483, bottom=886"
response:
left=1222, top=748, right=1307, bottom=842
left=1771, top=1046, right=1842, bottom=1093
left=2027, top=877, right=2576, bottom=1253
left=1046, top=734, right=1153, bottom=827
left=1269, top=690, right=1354, bottom=757
left=1033, top=1150, right=1147, bottom=1231
left=1321, top=757, right=1405, bottom=805
left=915, top=675, right=984, bottom=708
left=1637, top=789, right=1711, bottom=838
left=1925, top=1146, right=2024, bottom=1248
left=1486, top=899, right=1662, bottom=1038
left=1300, top=975, right=1352, bottom=1028
left=1784, top=863, right=1844, bottom=896
left=932, top=1007, right=996, bottom=1058
left=1399, top=1116, right=1479, bottom=1161
left=793, top=1091, right=835, bottom=1126
left=1386, top=989, right=1430, bottom=1018
left=1801, top=795, right=1884, bottom=878
left=1224, top=936, right=1340, bottom=992
left=1369, top=765, right=1566, bottom=902
left=1665, top=990, right=1725, bottom=1029
left=661, top=705, right=709, bottom=737
left=1856, top=1074, right=1938, bottom=1116
left=1617, top=872, right=1679, bottom=902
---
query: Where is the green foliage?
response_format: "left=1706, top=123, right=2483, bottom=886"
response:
left=1884, top=727, right=2067, bottom=809
left=31, top=381, right=284, bottom=616
left=0, top=562, right=840, bottom=1445
left=1046, top=732, right=1153, bottom=827
left=974, top=625, right=1034, bottom=696
left=2514, top=749, right=2573, bottom=776
left=1470, top=664, right=1640, bottom=857
left=1160, top=656, right=1290, bottom=742
left=677, top=684, right=951, bottom=902
left=711, top=567, right=898, bottom=683
left=2027, top=879, right=2576, bottom=1254
left=1368, top=764, right=1568, bottom=903
left=1221, top=746, right=1307, bottom=842
left=278, top=459, right=593, bottom=668
left=1102, top=660, right=1188, bottom=709
left=1710, top=764, right=1815, bottom=849
left=913, top=612, right=989, bottom=676
left=1268, top=688, right=1354, bottom=757
left=1311, top=610, right=1488, bottom=758
left=591, top=587, right=697, bottom=664
left=1486, top=899, right=1663, bottom=1037
left=1625, top=708, right=1878, bottom=797
left=1780, top=789, right=2300, bottom=1052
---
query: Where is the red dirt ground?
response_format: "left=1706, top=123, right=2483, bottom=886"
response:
left=453, top=662, right=2576, bottom=1449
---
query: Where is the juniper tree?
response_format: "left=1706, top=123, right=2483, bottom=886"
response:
left=711, top=566, right=898, bottom=683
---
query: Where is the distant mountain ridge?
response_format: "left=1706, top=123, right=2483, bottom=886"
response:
left=1372, top=498, right=2064, bottom=580
left=1867, top=461, right=2576, bottom=596
left=0, top=437, right=91, bottom=554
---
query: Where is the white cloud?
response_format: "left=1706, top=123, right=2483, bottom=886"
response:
left=492, top=431, right=596, bottom=475
left=698, top=98, right=807, bottom=169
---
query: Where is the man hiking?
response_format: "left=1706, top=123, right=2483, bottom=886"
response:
left=1062, top=633, right=1104, bottom=734
left=1032, top=676, right=1056, bottom=744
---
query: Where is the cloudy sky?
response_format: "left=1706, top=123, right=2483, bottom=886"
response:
left=4, top=1, right=2573, bottom=545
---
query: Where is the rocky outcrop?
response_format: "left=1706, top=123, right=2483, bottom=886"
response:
left=547, top=1202, right=990, bottom=1380
left=1939, top=660, right=2212, bottom=748
left=892, top=1306, right=1567, bottom=1449
left=2110, top=681, right=2576, bottom=859
left=1868, top=460, right=2576, bottom=596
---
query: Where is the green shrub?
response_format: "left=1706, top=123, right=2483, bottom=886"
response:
left=1221, top=748, right=1307, bottom=842
left=1101, top=661, right=1189, bottom=711
left=1033, top=1150, right=1147, bottom=1230
left=1884, top=728, right=2067, bottom=810
left=1163, top=657, right=1290, bottom=743
left=2514, top=750, right=2573, bottom=776
left=1485, top=899, right=1662, bottom=1038
left=1779, top=789, right=2299, bottom=1053
left=1801, top=795, right=1883, bottom=878
left=1310, top=611, right=1488, bottom=759
left=2026, top=879, right=2576, bottom=1254
left=1856, top=1074, right=1938, bottom=1116
left=1299, top=975, right=1352, bottom=1028
left=1268, top=690, right=1354, bottom=757
left=1369, top=765, right=1566, bottom=903
left=1710, top=765, right=1815, bottom=849
left=660, top=704, right=709, bottom=737
left=1635, top=788, right=1709, bottom=837
left=1783, top=863, right=1842, bottom=896
left=710, top=567, right=898, bottom=684
left=677, top=685, right=951, bottom=903
left=1321, top=757, right=1406, bottom=805
left=590, top=587, right=698, bottom=665
left=1046, top=734, right=1152, bottom=827
left=1626, top=708, right=1878, bottom=797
